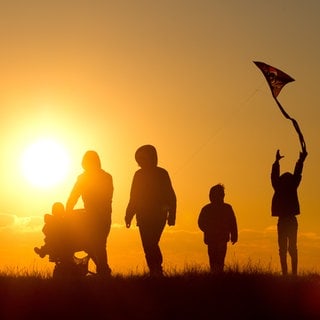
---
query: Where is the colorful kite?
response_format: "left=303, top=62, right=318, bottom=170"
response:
left=254, top=61, right=306, bottom=153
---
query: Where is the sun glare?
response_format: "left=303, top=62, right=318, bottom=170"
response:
left=20, top=138, right=70, bottom=188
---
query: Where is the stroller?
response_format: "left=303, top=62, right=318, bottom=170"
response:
left=35, top=207, right=94, bottom=278
left=51, top=251, right=91, bottom=279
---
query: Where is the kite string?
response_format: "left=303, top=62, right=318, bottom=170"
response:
left=173, top=84, right=264, bottom=176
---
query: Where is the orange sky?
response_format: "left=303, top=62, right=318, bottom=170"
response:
left=1, top=1, right=320, bottom=275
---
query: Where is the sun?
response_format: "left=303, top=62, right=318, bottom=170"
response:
left=20, top=138, right=70, bottom=188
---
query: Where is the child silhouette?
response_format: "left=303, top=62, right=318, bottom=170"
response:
left=198, top=184, right=238, bottom=273
left=271, top=149, right=307, bottom=275
left=34, top=202, right=66, bottom=260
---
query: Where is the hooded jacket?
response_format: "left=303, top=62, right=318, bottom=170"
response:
left=66, top=151, right=113, bottom=224
left=271, top=156, right=304, bottom=217
left=198, top=202, right=238, bottom=244
left=125, top=145, right=176, bottom=226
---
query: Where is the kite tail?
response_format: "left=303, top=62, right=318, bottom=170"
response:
left=274, top=97, right=307, bottom=153
left=291, top=118, right=307, bottom=153
left=274, top=96, right=291, bottom=119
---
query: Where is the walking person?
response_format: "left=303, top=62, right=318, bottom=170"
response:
left=66, top=150, right=113, bottom=276
left=125, top=145, right=176, bottom=277
left=198, top=184, right=238, bottom=273
left=271, top=149, right=307, bottom=275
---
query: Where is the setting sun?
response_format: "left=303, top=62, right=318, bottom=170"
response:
left=20, top=138, right=70, bottom=188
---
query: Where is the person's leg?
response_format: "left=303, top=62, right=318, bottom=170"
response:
left=90, top=221, right=111, bottom=276
left=207, top=244, right=215, bottom=272
left=139, top=219, right=166, bottom=276
left=215, top=242, right=227, bottom=273
left=278, top=219, right=288, bottom=275
left=207, top=242, right=227, bottom=273
left=288, top=217, right=298, bottom=275
left=95, top=244, right=111, bottom=275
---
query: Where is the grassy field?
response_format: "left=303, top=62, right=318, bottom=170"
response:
left=1, top=265, right=320, bottom=319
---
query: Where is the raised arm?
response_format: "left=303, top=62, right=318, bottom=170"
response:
left=271, top=149, right=284, bottom=189
left=66, top=179, right=81, bottom=214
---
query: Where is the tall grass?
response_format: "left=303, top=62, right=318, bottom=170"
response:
left=1, top=260, right=320, bottom=319
left=0, top=258, right=314, bottom=279
left=0, top=263, right=51, bottom=279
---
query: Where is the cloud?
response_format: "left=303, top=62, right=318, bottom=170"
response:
left=300, top=232, right=320, bottom=241
left=17, top=216, right=43, bottom=231
left=0, top=218, right=320, bottom=274
left=0, top=213, right=43, bottom=233
left=0, top=214, right=16, bottom=227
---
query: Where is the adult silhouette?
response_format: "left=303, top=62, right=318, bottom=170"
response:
left=66, top=150, right=113, bottom=276
left=271, top=149, right=307, bottom=275
left=198, top=184, right=238, bottom=273
left=125, top=145, right=176, bottom=277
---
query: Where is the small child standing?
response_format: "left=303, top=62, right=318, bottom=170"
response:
left=271, top=149, right=307, bottom=275
left=198, top=184, right=238, bottom=273
left=34, top=202, right=66, bottom=259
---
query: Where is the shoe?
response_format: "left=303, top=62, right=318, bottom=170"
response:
left=149, top=269, right=164, bottom=278
left=96, top=268, right=112, bottom=279
left=34, top=247, right=46, bottom=258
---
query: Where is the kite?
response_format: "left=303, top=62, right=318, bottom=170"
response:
left=253, top=61, right=306, bottom=153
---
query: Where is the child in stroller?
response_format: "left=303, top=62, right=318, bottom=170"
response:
left=34, top=202, right=91, bottom=277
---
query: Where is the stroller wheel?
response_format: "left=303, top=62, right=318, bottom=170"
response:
left=53, top=263, right=67, bottom=278
left=52, top=254, right=90, bottom=278
left=53, top=261, right=78, bottom=278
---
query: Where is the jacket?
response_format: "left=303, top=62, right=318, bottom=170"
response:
left=271, top=157, right=304, bottom=217
left=198, top=202, right=238, bottom=244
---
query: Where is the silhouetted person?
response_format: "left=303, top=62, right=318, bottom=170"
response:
left=198, top=184, right=238, bottom=273
left=125, top=145, right=176, bottom=277
left=34, top=202, right=68, bottom=260
left=66, top=150, right=113, bottom=276
left=271, top=149, right=307, bottom=275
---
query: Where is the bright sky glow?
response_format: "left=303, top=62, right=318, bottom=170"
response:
left=1, top=0, right=320, bottom=273
left=20, top=138, right=70, bottom=188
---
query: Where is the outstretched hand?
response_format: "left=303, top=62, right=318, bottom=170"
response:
left=300, top=149, right=308, bottom=161
left=276, top=149, right=284, bottom=161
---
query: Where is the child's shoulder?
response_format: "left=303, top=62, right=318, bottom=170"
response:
left=201, top=203, right=214, bottom=211
left=224, top=202, right=232, bottom=207
left=205, top=202, right=232, bottom=210
left=44, top=213, right=55, bottom=223
left=221, top=202, right=234, bottom=211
